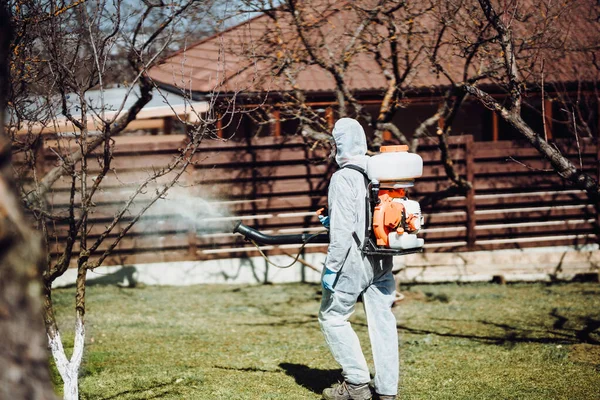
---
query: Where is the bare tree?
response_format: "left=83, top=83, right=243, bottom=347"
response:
left=7, top=0, right=225, bottom=398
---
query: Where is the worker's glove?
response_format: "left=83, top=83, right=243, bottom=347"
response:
left=316, top=207, right=330, bottom=230
left=321, top=267, right=337, bottom=292
left=318, top=215, right=330, bottom=230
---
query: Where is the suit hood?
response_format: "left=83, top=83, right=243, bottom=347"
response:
left=332, top=118, right=369, bottom=170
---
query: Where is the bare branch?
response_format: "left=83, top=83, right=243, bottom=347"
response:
left=477, top=0, right=523, bottom=112
left=464, top=83, right=599, bottom=199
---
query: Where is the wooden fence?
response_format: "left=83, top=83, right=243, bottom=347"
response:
left=15, top=134, right=599, bottom=267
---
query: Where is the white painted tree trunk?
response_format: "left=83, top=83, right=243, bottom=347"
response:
left=48, top=315, right=85, bottom=400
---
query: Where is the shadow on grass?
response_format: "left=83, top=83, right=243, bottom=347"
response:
left=94, top=378, right=181, bottom=400
left=241, top=317, right=318, bottom=327
left=393, top=308, right=600, bottom=346
left=213, top=365, right=274, bottom=373
left=279, top=363, right=341, bottom=394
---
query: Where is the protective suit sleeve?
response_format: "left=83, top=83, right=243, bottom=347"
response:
left=324, top=173, right=356, bottom=273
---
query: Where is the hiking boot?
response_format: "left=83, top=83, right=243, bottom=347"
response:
left=374, top=395, right=396, bottom=400
left=322, top=381, right=372, bottom=400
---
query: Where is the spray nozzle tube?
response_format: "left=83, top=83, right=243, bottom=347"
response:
left=233, top=221, right=329, bottom=245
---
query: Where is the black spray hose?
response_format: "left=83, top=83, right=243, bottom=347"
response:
left=233, top=221, right=329, bottom=245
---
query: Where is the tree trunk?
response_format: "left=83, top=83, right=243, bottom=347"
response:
left=47, top=314, right=85, bottom=400
left=0, top=184, right=58, bottom=399
left=44, top=272, right=86, bottom=400
left=0, top=4, right=57, bottom=399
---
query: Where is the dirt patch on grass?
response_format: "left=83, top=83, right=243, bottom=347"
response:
left=570, top=344, right=600, bottom=365
left=396, top=290, right=427, bottom=303
left=397, top=289, right=452, bottom=304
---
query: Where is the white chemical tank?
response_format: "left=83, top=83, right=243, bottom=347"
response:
left=388, top=232, right=425, bottom=249
left=367, top=145, right=423, bottom=186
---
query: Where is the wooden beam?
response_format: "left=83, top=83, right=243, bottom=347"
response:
left=123, top=118, right=167, bottom=131
left=17, top=117, right=171, bottom=135
left=188, top=226, right=197, bottom=258
left=271, top=110, right=281, bottom=137
left=544, top=99, right=553, bottom=140
left=465, top=135, right=476, bottom=250
left=217, top=114, right=223, bottom=138
left=492, top=111, right=499, bottom=141
left=325, top=107, right=334, bottom=129
left=43, top=133, right=188, bottom=150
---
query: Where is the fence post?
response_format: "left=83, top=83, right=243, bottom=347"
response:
left=187, top=135, right=199, bottom=259
left=465, top=135, right=476, bottom=250
left=188, top=226, right=197, bottom=259
left=270, top=109, right=281, bottom=137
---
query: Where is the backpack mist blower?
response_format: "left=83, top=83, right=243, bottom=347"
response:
left=233, top=145, right=424, bottom=264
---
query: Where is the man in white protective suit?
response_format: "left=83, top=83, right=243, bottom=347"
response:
left=319, top=118, right=398, bottom=400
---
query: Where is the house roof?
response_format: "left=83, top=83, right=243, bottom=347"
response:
left=15, top=86, right=208, bottom=135
left=148, top=0, right=600, bottom=96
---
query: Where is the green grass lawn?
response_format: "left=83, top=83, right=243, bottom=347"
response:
left=50, top=281, right=600, bottom=399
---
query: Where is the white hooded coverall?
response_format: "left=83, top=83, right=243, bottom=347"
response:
left=319, top=118, right=399, bottom=396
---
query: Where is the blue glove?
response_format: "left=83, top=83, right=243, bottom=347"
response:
left=321, top=267, right=337, bottom=292
left=318, top=215, right=330, bottom=230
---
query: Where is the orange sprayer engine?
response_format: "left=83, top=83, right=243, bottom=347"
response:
left=373, top=189, right=422, bottom=247
left=353, top=145, right=424, bottom=256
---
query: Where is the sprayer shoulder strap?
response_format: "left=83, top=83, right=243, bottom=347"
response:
left=341, top=165, right=370, bottom=251
left=341, top=164, right=368, bottom=178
